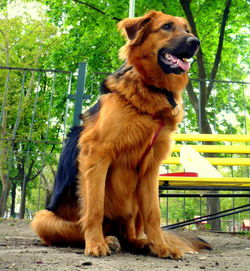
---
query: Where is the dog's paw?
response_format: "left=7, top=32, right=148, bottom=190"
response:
left=105, top=236, right=121, bottom=252
left=169, top=247, right=184, bottom=260
left=149, top=243, right=184, bottom=260
left=85, top=242, right=111, bottom=257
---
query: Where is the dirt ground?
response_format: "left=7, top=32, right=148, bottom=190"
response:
left=0, top=219, right=250, bottom=271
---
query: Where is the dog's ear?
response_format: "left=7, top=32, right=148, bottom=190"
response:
left=118, top=11, right=157, bottom=60
left=118, top=11, right=157, bottom=41
left=118, top=17, right=151, bottom=40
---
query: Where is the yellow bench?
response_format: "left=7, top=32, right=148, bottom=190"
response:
left=159, top=134, right=250, bottom=190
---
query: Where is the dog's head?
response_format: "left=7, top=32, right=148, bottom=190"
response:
left=118, top=11, right=199, bottom=85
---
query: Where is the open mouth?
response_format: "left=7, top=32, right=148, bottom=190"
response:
left=158, top=51, right=193, bottom=74
left=164, top=53, right=192, bottom=71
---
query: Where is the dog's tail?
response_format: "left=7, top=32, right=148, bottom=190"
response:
left=162, top=230, right=212, bottom=253
left=31, top=209, right=83, bottom=246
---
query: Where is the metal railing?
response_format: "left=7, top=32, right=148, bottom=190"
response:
left=1, top=65, right=249, bottom=231
left=0, top=64, right=89, bottom=218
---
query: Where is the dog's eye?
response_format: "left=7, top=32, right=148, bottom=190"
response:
left=186, top=29, right=190, bottom=33
left=162, top=23, right=172, bottom=31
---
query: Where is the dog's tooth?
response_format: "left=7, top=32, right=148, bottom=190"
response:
left=165, top=53, right=170, bottom=59
left=183, top=58, right=193, bottom=63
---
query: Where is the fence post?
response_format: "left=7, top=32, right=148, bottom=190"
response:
left=73, top=62, right=87, bottom=126
left=129, top=0, right=135, bottom=18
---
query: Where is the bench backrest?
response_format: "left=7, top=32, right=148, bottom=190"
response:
left=163, top=134, right=250, bottom=166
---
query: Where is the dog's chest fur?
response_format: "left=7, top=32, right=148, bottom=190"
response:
left=80, top=93, right=174, bottom=219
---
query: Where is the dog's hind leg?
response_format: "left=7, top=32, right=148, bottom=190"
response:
left=31, top=210, right=83, bottom=246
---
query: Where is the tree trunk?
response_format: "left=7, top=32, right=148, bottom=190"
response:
left=207, top=194, right=221, bottom=231
left=40, top=171, right=54, bottom=209
left=19, top=179, right=27, bottom=219
left=45, top=190, right=52, bottom=208
left=0, top=37, right=11, bottom=217
left=0, top=174, right=11, bottom=217
left=0, top=104, right=10, bottom=217
left=180, top=0, right=232, bottom=233
left=200, top=115, right=222, bottom=232
left=10, top=182, right=16, bottom=217
left=186, top=82, right=222, bottom=232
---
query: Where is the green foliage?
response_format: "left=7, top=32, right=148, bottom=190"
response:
left=35, top=0, right=249, bottom=135
left=0, top=1, right=74, bottom=214
left=36, top=0, right=249, bottom=78
left=160, top=195, right=207, bottom=223
left=0, top=68, right=71, bottom=215
left=0, top=0, right=10, bottom=10
left=0, top=0, right=249, bottom=221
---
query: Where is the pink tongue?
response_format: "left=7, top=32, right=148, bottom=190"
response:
left=169, top=55, right=191, bottom=71
left=179, top=60, right=190, bottom=71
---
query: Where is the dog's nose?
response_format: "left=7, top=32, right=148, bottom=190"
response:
left=186, top=37, right=200, bottom=48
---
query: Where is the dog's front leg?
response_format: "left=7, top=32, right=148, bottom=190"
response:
left=138, top=165, right=183, bottom=259
left=78, top=150, right=111, bottom=257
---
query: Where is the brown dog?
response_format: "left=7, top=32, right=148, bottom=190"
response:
left=31, top=11, right=210, bottom=259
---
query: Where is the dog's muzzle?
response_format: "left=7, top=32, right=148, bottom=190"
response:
left=158, top=36, right=200, bottom=74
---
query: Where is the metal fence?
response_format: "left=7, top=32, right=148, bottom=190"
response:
left=0, top=64, right=90, bottom=218
left=0, top=65, right=249, bottom=231
left=160, top=79, right=250, bottom=232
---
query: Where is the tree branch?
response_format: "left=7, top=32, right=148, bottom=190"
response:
left=179, top=0, right=207, bottom=86
left=72, top=0, right=121, bottom=21
left=180, top=0, right=211, bottom=134
left=27, top=160, right=36, bottom=181
left=27, top=162, right=45, bottom=182
left=9, top=24, right=41, bottom=50
left=194, top=0, right=209, bottom=18
left=207, top=0, right=232, bottom=100
left=200, top=22, right=221, bottom=42
left=49, top=164, right=56, bottom=178
left=186, top=80, right=199, bottom=114
left=0, top=28, right=7, bottom=43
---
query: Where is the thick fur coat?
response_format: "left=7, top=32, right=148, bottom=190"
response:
left=31, top=11, right=210, bottom=259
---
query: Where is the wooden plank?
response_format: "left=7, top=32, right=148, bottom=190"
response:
left=159, top=176, right=250, bottom=187
left=159, top=176, right=250, bottom=183
left=171, top=144, right=250, bottom=154
left=173, top=134, right=250, bottom=142
left=167, top=182, right=250, bottom=187
left=163, top=157, right=250, bottom=166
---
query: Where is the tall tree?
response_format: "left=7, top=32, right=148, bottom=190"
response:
left=0, top=2, right=67, bottom=217
left=1, top=0, right=249, bottom=220
left=179, top=0, right=232, bottom=231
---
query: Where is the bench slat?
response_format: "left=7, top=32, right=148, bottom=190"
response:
left=159, top=176, right=250, bottom=187
left=172, top=144, right=250, bottom=153
left=163, top=157, right=250, bottom=166
left=173, top=134, right=250, bottom=142
left=160, top=134, right=250, bottom=189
